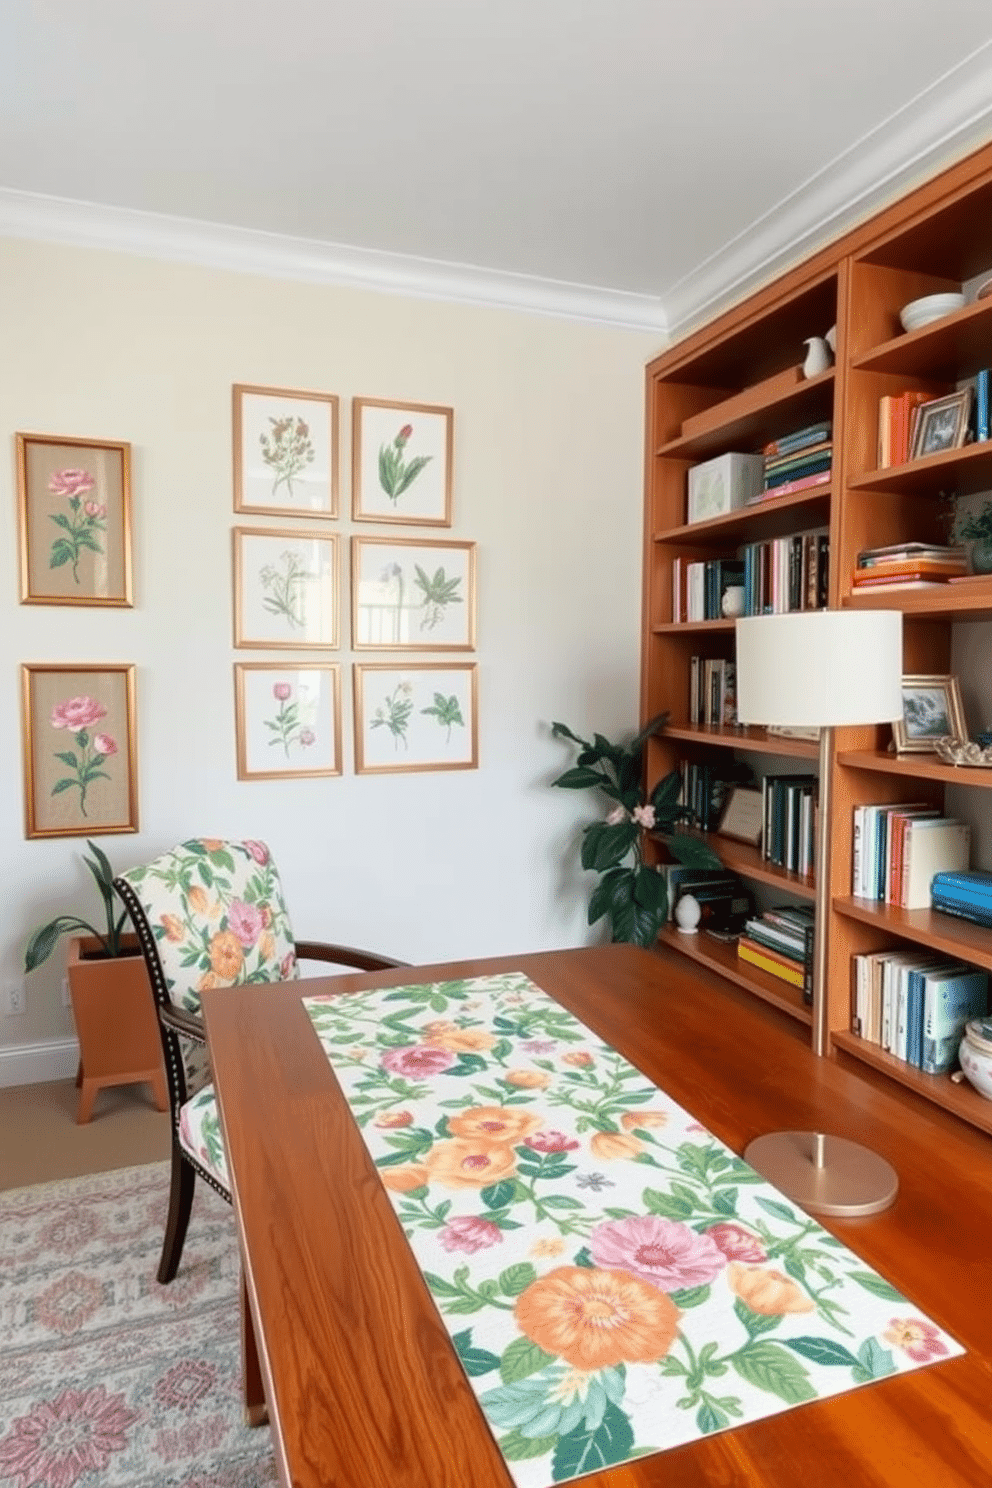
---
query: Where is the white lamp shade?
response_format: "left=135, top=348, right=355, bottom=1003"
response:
left=735, top=611, right=903, bottom=727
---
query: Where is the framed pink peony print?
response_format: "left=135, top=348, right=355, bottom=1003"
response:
left=16, top=433, right=133, bottom=606
left=234, top=663, right=342, bottom=780
left=21, top=664, right=138, bottom=838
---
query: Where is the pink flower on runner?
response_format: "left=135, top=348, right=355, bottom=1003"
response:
left=381, top=1045, right=456, bottom=1079
left=883, top=1317, right=950, bottom=1363
left=50, top=695, right=106, bottom=731
left=92, top=733, right=117, bottom=756
left=590, top=1215, right=726, bottom=1292
left=227, top=899, right=265, bottom=949
left=375, top=1110, right=413, bottom=1128
left=523, top=1130, right=580, bottom=1154
left=244, top=840, right=270, bottom=865
left=0, top=1384, right=139, bottom=1488
left=706, top=1222, right=767, bottom=1264
left=632, top=804, right=656, bottom=829
left=48, top=468, right=95, bottom=497
left=438, top=1215, right=503, bottom=1254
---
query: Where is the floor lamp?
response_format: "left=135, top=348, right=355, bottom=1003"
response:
left=735, top=609, right=904, bottom=1217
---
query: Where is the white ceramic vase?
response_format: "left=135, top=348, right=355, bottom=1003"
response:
left=802, top=337, right=832, bottom=378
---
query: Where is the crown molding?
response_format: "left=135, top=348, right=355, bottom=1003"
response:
left=0, top=188, right=667, bottom=334
left=662, top=42, right=992, bottom=339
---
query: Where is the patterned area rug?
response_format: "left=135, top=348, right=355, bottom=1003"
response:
left=306, top=971, right=963, bottom=1488
left=0, top=1163, right=276, bottom=1488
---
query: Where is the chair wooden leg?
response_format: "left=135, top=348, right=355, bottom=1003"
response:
left=157, top=1143, right=196, bottom=1284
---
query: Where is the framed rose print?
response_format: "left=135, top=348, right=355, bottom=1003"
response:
left=351, top=535, right=476, bottom=649
left=21, top=664, right=138, bottom=838
left=234, top=663, right=341, bottom=779
left=354, top=662, right=477, bottom=774
left=233, top=527, right=340, bottom=649
left=16, top=433, right=132, bottom=606
left=233, top=384, right=339, bottom=518
left=352, top=397, right=453, bottom=525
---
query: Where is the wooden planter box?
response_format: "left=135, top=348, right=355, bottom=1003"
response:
left=66, top=934, right=167, bottom=1124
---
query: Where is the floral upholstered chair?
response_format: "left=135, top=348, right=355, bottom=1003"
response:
left=114, top=837, right=407, bottom=1282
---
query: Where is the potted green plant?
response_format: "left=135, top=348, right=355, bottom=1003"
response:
left=24, top=840, right=165, bottom=1123
left=551, top=714, right=722, bottom=947
left=954, top=497, right=992, bottom=574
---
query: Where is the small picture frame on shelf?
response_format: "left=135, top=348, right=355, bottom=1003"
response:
left=891, top=674, right=968, bottom=754
left=716, top=786, right=764, bottom=847
left=908, top=389, right=972, bottom=461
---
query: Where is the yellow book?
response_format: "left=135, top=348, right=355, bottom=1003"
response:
left=737, top=940, right=805, bottom=987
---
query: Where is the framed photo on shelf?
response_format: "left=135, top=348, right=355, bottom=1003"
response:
left=351, top=535, right=476, bottom=650
left=234, top=663, right=341, bottom=780
left=716, top=786, right=764, bottom=847
left=908, top=389, right=972, bottom=461
left=233, top=384, right=339, bottom=518
left=353, top=662, right=477, bottom=774
left=21, top=664, right=138, bottom=839
left=16, top=433, right=132, bottom=606
left=891, top=673, right=968, bottom=754
left=352, top=397, right=453, bottom=525
left=233, top=527, right=340, bottom=649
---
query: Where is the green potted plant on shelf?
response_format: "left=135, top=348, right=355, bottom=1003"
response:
left=953, top=496, right=992, bottom=575
left=23, top=840, right=165, bottom=1123
left=551, top=713, right=721, bottom=947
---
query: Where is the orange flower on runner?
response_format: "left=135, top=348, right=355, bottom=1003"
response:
left=515, top=1266, right=680, bottom=1371
left=620, top=1110, right=668, bottom=1132
left=374, top=1110, right=413, bottom=1128
left=590, top=1130, right=644, bottom=1161
left=379, top=1163, right=428, bottom=1193
left=726, top=1263, right=814, bottom=1316
left=562, top=1051, right=594, bottom=1068
left=447, top=1107, right=543, bottom=1144
left=424, top=1027, right=497, bottom=1054
left=208, top=930, right=244, bottom=981
left=505, top=1069, right=551, bottom=1090
left=530, top=1238, right=566, bottom=1259
left=423, top=1140, right=518, bottom=1189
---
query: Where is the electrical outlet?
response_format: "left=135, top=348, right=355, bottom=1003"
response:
left=4, top=981, right=26, bottom=1016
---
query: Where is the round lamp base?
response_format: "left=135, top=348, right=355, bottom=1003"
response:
left=744, top=1131, right=899, bottom=1218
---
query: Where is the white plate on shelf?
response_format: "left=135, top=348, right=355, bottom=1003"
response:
left=899, top=292, right=965, bottom=332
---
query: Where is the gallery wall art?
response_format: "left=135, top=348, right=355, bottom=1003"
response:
left=16, top=433, right=133, bottom=606
left=21, top=664, right=138, bottom=838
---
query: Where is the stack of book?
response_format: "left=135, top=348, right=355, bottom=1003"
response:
left=851, top=949, right=988, bottom=1073
left=750, top=423, right=832, bottom=502
left=688, top=657, right=737, bottom=728
left=675, top=758, right=752, bottom=827
left=852, top=541, right=969, bottom=592
left=674, top=557, right=745, bottom=622
left=737, top=905, right=815, bottom=1001
left=852, top=804, right=970, bottom=909
left=877, top=391, right=933, bottom=467
left=761, top=774, right=818, bottom=876
left=741, top=529, right=829, bottom=614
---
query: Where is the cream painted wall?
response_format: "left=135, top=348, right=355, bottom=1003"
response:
left=0, top=238, right=658, bottom=1078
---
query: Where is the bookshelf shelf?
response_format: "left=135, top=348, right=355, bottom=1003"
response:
left=850, top=296, right=992, bottom=381
left=832, top=1029, right=992, bottom=1137
left=836, top=749, right=992, bottom=789
left=653, top=619, right=736, bottom=636
left=833, top=897, right=992, bottom=973
left=652, top=486, right=831, bottom=548
left=847, top=440, right=992, bottom=496
left=657, top=924, right=812, bottom=1026
left=661, top=724, right=819, bottom=760
left=843, top=584, right=992, bottom=621
left=670, top=827, right=817, bottom=902
left=655, top=369, right=834, bottom=462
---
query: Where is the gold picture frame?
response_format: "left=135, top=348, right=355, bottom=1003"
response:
left=21, top=664, right=138, bottom=839
left=908, top=390, right=972, bottom=461
left=234, top=663, right=342, bottom=779
left=352, top=397, right=453, bottom=526
left=233, top=384, right=339, bottom=518
left=351, top=535, right=476, bottom=650
left=233, top=526, right=340, bottom=649
left=354, top=662, right=478, bottom=774
left=16, top=433, right=133, bottom=606
left=891, top=673, right=968, bottom=754
left=717, top=786, right=764, bottom=847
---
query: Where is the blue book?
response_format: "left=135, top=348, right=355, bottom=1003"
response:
left=977, top=369, right=989, bottom=442
left=906, top=968, right=927, bottom=1068
left=922, top=966, right=989, bottom=1074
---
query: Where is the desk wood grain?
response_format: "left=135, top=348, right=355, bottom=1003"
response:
left=202, top=944, right=992, bottom=1488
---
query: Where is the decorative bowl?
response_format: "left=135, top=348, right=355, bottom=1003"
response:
left=899, top=292, right=965, bottom=332
left=932, top=738, right=992, bottom=769
left=958, top=1018, right=992, bottom=1101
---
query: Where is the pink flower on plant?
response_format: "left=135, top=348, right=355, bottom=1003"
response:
left=605, top=805, right=627, bottom=826
left=244, top=840, right=270, bottom=865
left=381, top=1045, right=456, bottom=1079
left=226, top=899, right=265, bottom=949
left=523, top=1130, right=580, bottom=1154
left=48, top=468, right=95, bottom=497
left=92, top=733, right=117, bottom=756
left=632, top=804, right=656, bottom=829
left=298, top=728, right=316, bottom=746
left=273, top=683, right=292, bottom=701
left=883, top=1317, right=950, bottom=1363
left=0, top=1384, right=139, bottom=1488
left=590, top=1215, right=726, bottom=1292
left=83, top=501, right=107, bottom=519
left=50, top=696, right=107, bottom=731
left=438, top=1215, right=503, bottom=1254
left=706, top=1222, right=768, bottom=1264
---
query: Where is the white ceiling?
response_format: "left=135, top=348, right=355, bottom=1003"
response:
left=4, top=2, right=992, bottom=335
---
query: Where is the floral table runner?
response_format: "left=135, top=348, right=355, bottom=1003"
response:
left=304, top=972, right=961, bottom=1486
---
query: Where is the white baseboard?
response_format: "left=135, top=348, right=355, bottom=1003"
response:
left=0, top=1037, right=80, bottom=1088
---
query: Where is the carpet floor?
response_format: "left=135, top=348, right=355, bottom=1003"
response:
left=0, top=1162, right=276, bottom=1488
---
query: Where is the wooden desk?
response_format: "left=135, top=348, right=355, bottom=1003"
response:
left=202, top=944, right=992, bottom=1487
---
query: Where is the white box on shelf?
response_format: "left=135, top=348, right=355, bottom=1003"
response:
left=687, top=453, right=763, bottom=524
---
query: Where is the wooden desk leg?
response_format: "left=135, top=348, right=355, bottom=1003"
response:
left=241, top=1268, right=269, bottom=1428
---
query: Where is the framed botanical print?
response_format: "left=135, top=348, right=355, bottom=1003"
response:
left=354, top=662, right=477, bottom=773
left=234, top=663, right=342, bottom=779
left=21, top=664, right=138, bottom=838
left=351, top=535, right=476, bottom=650
left=352, top=398, right=453, bottom=525
left=233, top=527, right=340, bottom=649
left=16, top=433, right=133, bottom=606
left=233, top=384, right=339, bottom=518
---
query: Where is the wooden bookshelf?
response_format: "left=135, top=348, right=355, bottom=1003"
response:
left=657, top=924, right=812, bottom=1026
